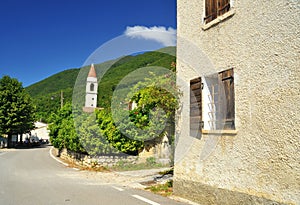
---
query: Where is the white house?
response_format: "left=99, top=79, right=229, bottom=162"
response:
left=15, top=121, right=49, bottom=143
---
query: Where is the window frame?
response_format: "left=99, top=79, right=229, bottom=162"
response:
left=190, top=68, right=236, bottom=136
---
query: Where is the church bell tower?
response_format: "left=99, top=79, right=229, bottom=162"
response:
left=84, top=64, right=98, bottom=112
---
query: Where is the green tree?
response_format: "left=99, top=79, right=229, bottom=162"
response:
left=49, top=102, right=84, bottom=153
left=95, top=110, right=143, bottom=155
left=112, top=66, right=180, bottom=144
left=101, top=63, right=180, bottom=155
left=0, top=76, right=36, bottom=147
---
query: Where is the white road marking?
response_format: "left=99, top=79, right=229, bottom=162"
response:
left=73, top=168, right=80, bottom=171
left=112, top=186, right=124, bottom=192
left=49, top=147, right=69, bottom=166
left=132, top=195, right=160, bottom=205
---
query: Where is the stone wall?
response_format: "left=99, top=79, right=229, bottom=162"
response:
left=57, top=148, right=138, bottom=168
left=175, top=0, right=299, bottom=204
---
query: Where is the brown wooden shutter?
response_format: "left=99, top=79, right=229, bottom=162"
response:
left=218, top=0, right=230, bottom=16
left=190, top=77, right=202, bottom=138
left=205, top=0, right=218, bottom=23
left=205, top=0, right=230, bottom=24
left=219, top=68, right=235, bottom=129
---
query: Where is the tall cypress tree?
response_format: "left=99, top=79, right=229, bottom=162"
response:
left=0, top=76, right=36, bottom=147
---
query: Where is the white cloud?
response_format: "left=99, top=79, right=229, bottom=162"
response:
left=124, top=26, right=176, bottom=46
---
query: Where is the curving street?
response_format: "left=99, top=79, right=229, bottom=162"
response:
left=0, top=147, right=189, bottom=205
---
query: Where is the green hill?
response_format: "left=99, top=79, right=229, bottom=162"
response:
left=26, top=69, right=80, bottom=98
left=26, top=69, right=80, bottom=122
left=26, top=46, right=176, bottom=122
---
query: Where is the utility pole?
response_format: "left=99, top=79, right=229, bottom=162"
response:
left=61, top=90, right=64, bottom=108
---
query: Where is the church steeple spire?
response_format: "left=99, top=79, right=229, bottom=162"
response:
left=88, top=63, right=97, bottom=78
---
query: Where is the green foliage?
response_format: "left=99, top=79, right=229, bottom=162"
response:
left=115, top=108, right=168, bottom=142
left=111, top=159, right=166, bottom=171
left=25, top=48, right=176, bottom=123
left=96, top=110, right=143, bottom=155
left=0, top=76, right=35, bottom=140
left=33, top=88, right=73, bottom=122
left=26, top=69, right=79, bottom=98
left=94, top=50, right=178, bottom=155
left=145, top=180, right=173, bottom=196
left=49, top=102, right=85, bottom=152
left=130, top=70, right=179, bottom=117
left=98, top=48, right=176, bottom=108
left=146, top=157, right=157, bottom=166
left=27, top=47, right=178, bottom=156
left=26, top=69, right=79, bottom=123
left=111, top=65, right=180, bottom=144
left=76, top=112, right=116, bottom=156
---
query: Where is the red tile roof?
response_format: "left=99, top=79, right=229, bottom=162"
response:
left=88, top=64, right=97, bottom=77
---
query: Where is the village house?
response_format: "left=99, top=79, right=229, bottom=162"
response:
left=174, top=0, right=299, bottom=205
left=29, top=121, right=50, bottom=141
left=18, top=121, right=50, bottom=144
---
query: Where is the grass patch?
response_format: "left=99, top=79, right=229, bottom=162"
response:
left=145, top=180, right=173, bottom=197
left=110, top=157, right=169, bottom=171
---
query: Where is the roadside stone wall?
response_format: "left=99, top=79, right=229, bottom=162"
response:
left=57, top=148, right=138, bottom=168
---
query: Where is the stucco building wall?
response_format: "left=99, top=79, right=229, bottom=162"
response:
left=30, top=122, right=50, bottom=140
left=174, top=0, right=299, bottom=204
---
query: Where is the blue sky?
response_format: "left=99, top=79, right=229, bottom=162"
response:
left=0, top=0, right=176, bottom=87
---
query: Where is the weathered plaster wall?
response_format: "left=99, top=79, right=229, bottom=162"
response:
left=174, top=0, right=300, bottom=204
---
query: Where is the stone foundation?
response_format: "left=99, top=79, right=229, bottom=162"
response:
left=173, top=179, right=292, bottom=205
left=56, top=148, right=138, bottom=168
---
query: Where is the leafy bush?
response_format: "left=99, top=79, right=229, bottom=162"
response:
left=49, top=102, right=85, bottom=153
left=96, top=110, right=143, bottom=155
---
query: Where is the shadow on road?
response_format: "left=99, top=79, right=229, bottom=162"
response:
left=5, top=143, right=52, bottom=150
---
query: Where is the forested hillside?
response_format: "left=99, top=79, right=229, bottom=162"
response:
left=97, top=47, right=176, bottom=108
left=26, top=47, right=176, bottom=122
left=26, top=69, right=80, bottom=122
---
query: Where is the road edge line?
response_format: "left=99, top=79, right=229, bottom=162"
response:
left=132, top=195, right=160, bottom=205
left=49, top=147, right=69, bottom=167
left=112, top=186, right=124, bottom=192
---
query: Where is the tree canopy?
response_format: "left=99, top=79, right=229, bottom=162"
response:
left=49, top=102, right=85, bottom=153
left=0, top=75, right=36, bottom=147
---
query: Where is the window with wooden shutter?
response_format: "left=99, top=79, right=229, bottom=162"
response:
left=218, top=68, right=235, bottom=129
left=190, top=69, right=235, bottom=134
left=204, top=0, right=230, bottom=24
left=201, top=68, right=235, bottom=131
left=190, top=77, right=202, bottom=138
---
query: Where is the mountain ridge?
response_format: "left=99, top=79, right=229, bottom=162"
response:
left=25, top=46, right=176, bottom=122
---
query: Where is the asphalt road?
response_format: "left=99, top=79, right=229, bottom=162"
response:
left=0, top=147, right=189, bottom=205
